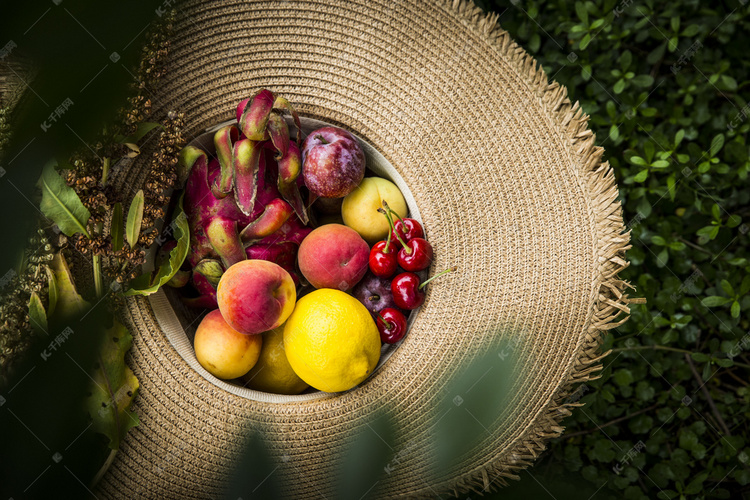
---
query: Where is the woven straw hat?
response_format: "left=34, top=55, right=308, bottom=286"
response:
left=99, top=0, right=634, bottom=497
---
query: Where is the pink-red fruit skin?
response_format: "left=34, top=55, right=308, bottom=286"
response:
left=217, top=260, right=296, bottom=335
left=297, top=224, right=369, bottom=290
left=302, top=127, right=365, bottom=198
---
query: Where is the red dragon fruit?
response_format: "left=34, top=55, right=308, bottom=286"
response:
left=174, top=90, right=312, bottom=308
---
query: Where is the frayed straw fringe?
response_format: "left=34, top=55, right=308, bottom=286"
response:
left=439, top=0, right=637, bottom=496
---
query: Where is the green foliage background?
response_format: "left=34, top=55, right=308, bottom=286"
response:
left=468, top=1, right=750, bottom=498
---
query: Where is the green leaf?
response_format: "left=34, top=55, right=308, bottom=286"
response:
left=670, top=16, right=680, bottom=32
left=644, top=141, right=655, bottom=161
left=613, top=78, right=625, bottom=94
left=126, top=190, right=144, bottom=249
left=674, top=129, right=685, bottom=146
left=741, top=275, right=750, bottom=296
left=111, top=202, right=124, bottom=251
left=667, top=174, right=676, bottom=200
left=589, top=439, right=616, bottom=462
left=631, top=75, right=654, bottom=88
left=620, top=50, right=633, bottom=71
left=681, top=24, right=700, bottom=37
left=721, top=279, right=735, bottom=297
left=691, top=352, right=710, bottom=362
left=86, top=320, right=139, bottom=450
left=710, top=134, right=725, bottom=157
left=725, top=140, right=748, bottom=161
left=637, top=197, right=652, bottom=218
left=727, top=214, right=742, bottom=228
left=735, top=468, right=750, bottom=486
left=45, top=265, right=58, bottom=317
left=613, top=369, right=634, bottom=386
left=49, top=253, right=91, bottom=323
left=575, top=2, right=588, bottom=24
left=679, top=429, right=699, bottom=450
left=580, top=33, right=592, bottom=50
left=668, top=36, right=678, bottom=52
left=720, top=75, right=738, bottom=91
left=630, top=155, right=647, bottom=166
left=38, top=164, right=91, bottom=238
left=653, top=315, right=671, bottom=327
left=668, top=241, right=685, bottom=251
left=647, top=42, right=666, bottom=64
left=651, top=235, right=667, bottom=246
left=28, top=292, right=47, bottom=335
left=634, top=169, right=649, bottom=182
left=685, top=471, right=708, bottom=494
left=629, top=414, right=653, bottom=434
left=716, top=358, right=734, bottom=368
left=656, top=248, right=669, bottom=267
left=701, top=296, right=731, bottom=307
left=731, top=301, right=741, bottom=318
left=712, top=203, right=722, bottom=220
left=125, top=195, right=190, bottom=296
left=661, top=329, right=678, bottom=344
left=117, top=122, right=162, bottom=144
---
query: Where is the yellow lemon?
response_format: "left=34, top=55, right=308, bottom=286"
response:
left=241, top=324, right=309, bottom=395
left=284, top=289, right=381, bottom=392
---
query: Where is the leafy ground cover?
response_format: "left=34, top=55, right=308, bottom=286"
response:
left=474, top=1, right=750, bottom=498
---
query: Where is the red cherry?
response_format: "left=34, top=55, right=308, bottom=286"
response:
left=369, top=241, right=398, bottom=277
left=392, top=218, right=424, bottom=243
left=397, top=238, right=433, bottom=272
left=377, top=308, right=408, bottom=343
left=391, top=272, right=424, bottom=310
left=391, top=267, right=457, bottom=310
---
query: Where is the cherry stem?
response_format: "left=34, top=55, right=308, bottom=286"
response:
left=419, top=266, right=458, bottom=290
left=384, top=222, right=393, bottom=253
left=377, top=313, right=393, bottom=330
left=382, top=200, right=405, bottom=225
left=378, top=207, right=410, bottom=252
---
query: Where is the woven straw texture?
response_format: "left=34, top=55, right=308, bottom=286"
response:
left=99, top=0, right=632, bottom=498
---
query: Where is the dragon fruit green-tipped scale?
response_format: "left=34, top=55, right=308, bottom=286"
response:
left=174, top=90, right=312, bottom=308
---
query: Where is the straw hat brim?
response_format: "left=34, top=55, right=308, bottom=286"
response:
left=99, top=0, right=633, bottom=498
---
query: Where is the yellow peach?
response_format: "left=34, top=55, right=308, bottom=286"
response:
left=342, top=177, right=408, bottom=244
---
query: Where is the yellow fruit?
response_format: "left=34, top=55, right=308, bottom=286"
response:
left=241, top=324, right=309, bottom=395
left=284, top=289, right=381, bottom=392
left=194, top=309, right=263, bottom=380
left=342, top=177, right=408, bottom=244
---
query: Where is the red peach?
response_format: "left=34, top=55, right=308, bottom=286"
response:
left=297, top=224, right=369, bottom=290
left=217, top=260, right=296, bottom=335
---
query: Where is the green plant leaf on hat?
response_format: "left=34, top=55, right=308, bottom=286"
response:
left=28, top=291, right=47, bottom=335
left=125, top=193, right=189, bottom=296
left=86, top=320, right=139, bottom=451
left=43, top=264, right=59, bottom=317
left=38, top=163, right=91, bottom=238
left=125, top=190, right=144, bottom=249
left=110, top=202, right=124, bottom=252
left=49, top=252, right=91, bottom=323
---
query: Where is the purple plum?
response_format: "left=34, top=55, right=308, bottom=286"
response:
left=353, top=272, right=405, bottom=318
